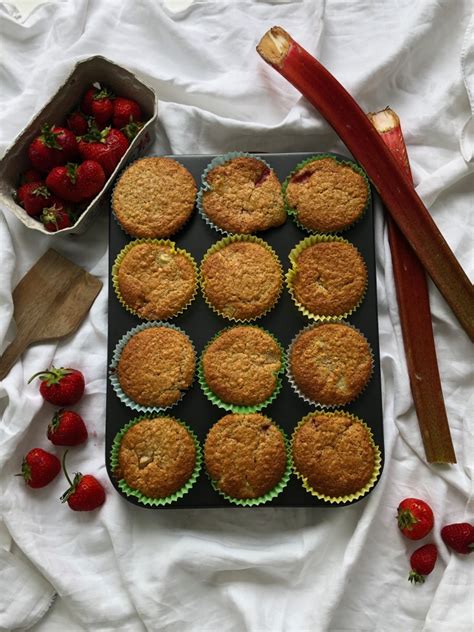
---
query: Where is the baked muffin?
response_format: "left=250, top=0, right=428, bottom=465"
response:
left=115, top=417, right=197, bottom=499
left=200, top=237, right=282, bottom=320
left=114, top=240, right=197, bottom=320
left=289, top=323, right=372, bottom=406
left=288, top=238, right=367, bottom=318
left=201, top=326, right=283, bottom=408
left=116, top=326, right=195, bottom=408
left=292, top=411, right=378, bottom=499
left=285, top=157, right=369, bottom=232
left=205, top=413, right=287, bottom=500
left=200, top=156, right=285, bottom=233
left=112, top=157, right=197, bottom=237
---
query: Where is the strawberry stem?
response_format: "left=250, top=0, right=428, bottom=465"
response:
left=62, top=449, right=73, bottom=488
left=408, top=571, right=425, bottom=584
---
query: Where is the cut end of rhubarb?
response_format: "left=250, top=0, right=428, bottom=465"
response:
left=368, top=107, right=401, bottom=133
left=256, top=27, right=291, bottom=66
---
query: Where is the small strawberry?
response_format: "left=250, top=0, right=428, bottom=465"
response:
left=78, top=127, right=128, bottom=176
left=112, top=97, right=142, bottom=129
left=28, top=124, right=79, bottom=172
left=47, top=409, right=88, bottom=446
left=29, top=366, right=85, bottom=405
left=66, top=110, right=90, bottom=136
left=46, top=161, right=105, bottom=203
left=40, top=201, right=73, bottom=232
left=81, top=86, right=97, bottom=116
left=408, top=544, right=438, bottom=584
left=17, top=183, right=52, bottom=217
left=441, top=523, right=474, bottom=554
left=20, top=169, right=43, bottom=184
left=19, top=448, right=61, bottom=488
left=60, top=451, right=105, bottom=511
left=91, top=87, right=114, bottom=127
left=397, top=498, right=434, bottom=540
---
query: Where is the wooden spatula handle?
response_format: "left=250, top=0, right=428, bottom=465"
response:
left=0, top=335, right=31, bottom=381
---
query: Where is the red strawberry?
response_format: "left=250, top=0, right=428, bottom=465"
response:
left=112, top=97, right=142, bottom=129
left=28, top=124, right=79, bottom=172
left=78, top=127, right=128, bottom=176
left=408, top=544, right=438, bottom=584
left=19, top=448, right=61, bottom=488
left=40, top=201, right=73, bottom=232
left=441, top=523, right=474, bottom=554
left=17, top=183, right=52, bottom=217
left=91, top=88, right=114, bottom=127
left=397, top=498, right=434, bottom=540
left=60, top=451, right=105, bottom=511
left=66, top=110, right=90, bottom=136
left=20, top=169, right=43, bottom=184
left=81, top=87, right=97, bottom=116
left=46, top=161, right=105, bottom=203
left=47, top=409, right=88, bottom=446
left=29, top=366, right=85, bottom=405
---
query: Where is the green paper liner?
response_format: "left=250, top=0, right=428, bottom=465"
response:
left=282, top=154, right=371, bottom=234
left=291, top=410, right=382, bottom=504
left=197, top=151, right=285, bottom=236
left=205, top=419, right=292, bottom=506
left=198, top=325, right=285, bottom=413
left=110, top=415, right=202, bottom=507
left=286, top=234, right=368, bottom=322
left=109, top=321, right=196, bottom=413
left=199, top=234, right=283, bottom=322
left=111, top=156, right=197, bottom=239
left=112, top=239, right=198, bottom=321
left=286, top=321, right=374, bottom=409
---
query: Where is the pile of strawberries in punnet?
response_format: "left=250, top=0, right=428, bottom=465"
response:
left=17, top=83, right=143, bottom=232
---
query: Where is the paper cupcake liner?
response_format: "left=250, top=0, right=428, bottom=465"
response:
left=112, top=239, right=198, bottom=321
left=199, top=234, right=283, bottom=323
left=111, top=156, right=197, bottom=239
left=205, top=420, right=292, bottom=507
left=282, top=154, right=371, bottom=234
left=198, top=326, right=285, bottom=413
left=197, top=152, right=283, bottom=236
left=110, top=415, right=202, bottom=507
left=286, top=234, right=368, bottom=322
left=109, top=321, right=196, bottom=414
left=286, top=321, right=374, bottom=409
left=291, top=410, right=382, bottom=504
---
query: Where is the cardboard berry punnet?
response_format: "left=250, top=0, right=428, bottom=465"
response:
left=0, top=56, right=157, bottom=236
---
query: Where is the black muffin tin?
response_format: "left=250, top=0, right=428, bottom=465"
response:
left=105, top=152, right=384, bottom=508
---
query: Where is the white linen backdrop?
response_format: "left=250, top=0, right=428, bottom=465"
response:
left=0, top=1, right=473, bottom=630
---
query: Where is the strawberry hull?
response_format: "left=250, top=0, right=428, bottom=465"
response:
left=0, top=56, right=157, bottom=236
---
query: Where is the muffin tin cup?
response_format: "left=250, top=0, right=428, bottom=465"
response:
left=198, top=326, right=286, bottom=413
left=291, top=411, right=382, bottom=504
left=111, top=156, right=197, bottom=239
left=286, top=234, right=368, bottom=322
left=282, top=154, right=371, bottom=234
left=112, top=238, right=198, bottom=321
left=286, top=321, right=375, bottom=409
left=109, top=415, right=202, bottom=507
left=199, top=234, right=284, bottom=323
left=205, top=422, right=293, bottom=507
left=197, top=152, right=283, bottom=236
left=109, top=321, right=196, bottom=414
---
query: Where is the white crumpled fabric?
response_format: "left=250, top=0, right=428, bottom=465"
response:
left=0, top=1, right=473, bottom=631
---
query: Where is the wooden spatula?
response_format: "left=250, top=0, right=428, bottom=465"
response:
left=0, top=249, right=102, bottom=380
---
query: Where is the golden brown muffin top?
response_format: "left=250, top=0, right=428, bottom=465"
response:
left=117, top=241, right=196, bottom=320
left=117, top=417, right=196, bottom=498
left=201, top=241, right=282, bottom=320
left=117, top=327, right=195, bottom=407
left=202, top=157, right=286, bottom=233
left=290, top=323, right=372, bottom=405
left=290, top=240, right=367, bottom=317
left=112, top=157, right=197, bottom=238
left=205, top=413, right=287, bottom=499
left=285, top=157, right=368, bottom=232
left=292, top=412, right=376, bottom=497
left=202, top=326, right=282, bottom=406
